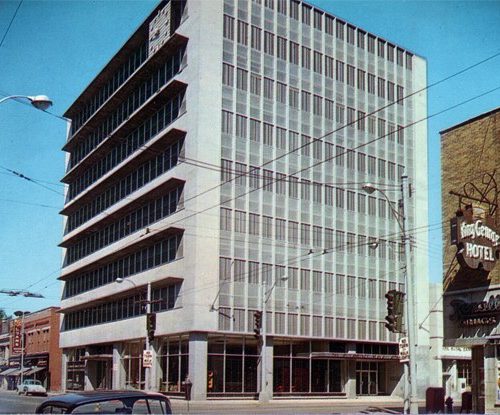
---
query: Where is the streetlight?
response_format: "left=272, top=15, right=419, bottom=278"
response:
left=362, top=176, right=418, bottom=415
left=0, top=289, right=44, bottom=298
left=13, top=310, right=30, bottom=385
left=0, top=95, right=53, bottom=111
left=259, top=275, right=288, bottom=402
left=116, top=277, right=153, bottom=391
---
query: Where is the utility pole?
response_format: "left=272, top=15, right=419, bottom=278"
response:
left=362, top=177, right=418, bottom=414
left=401, top=175, right=419, bottom=415
left=259, top=280, right=268, bottom=402
left=145, top=282, right=152, bottom=391
left=259, top=276, right=287, bottom=402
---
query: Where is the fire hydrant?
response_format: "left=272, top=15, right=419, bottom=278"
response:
left=445, top=396, right=453, bottom=413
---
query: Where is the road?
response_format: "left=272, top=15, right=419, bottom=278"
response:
left=0, top=390, right=47, bottom=413
left=0, top=389, right=406, bottom=414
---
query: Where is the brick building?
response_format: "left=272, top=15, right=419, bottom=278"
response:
left=441, top=107, right=500, bottom=413
left=7, top=307, right=62, bottom=392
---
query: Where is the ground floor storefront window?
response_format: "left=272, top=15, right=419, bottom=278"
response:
left=207, top=335, right=258, bottom=396
left=158, top=336, right=188, bottom=394
left=122, top=341, right=145, bottom=390
left=65, top=348, right=85, bottom=391
left=273, top=341, right=345, bottom=395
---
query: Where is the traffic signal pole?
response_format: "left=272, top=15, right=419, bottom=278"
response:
left=145, top=281, right=151, bottom=391
left=259, top=280, right=268, bottom=402
left=401, top=175, right=418, bottom=415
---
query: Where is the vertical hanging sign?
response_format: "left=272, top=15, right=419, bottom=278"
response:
left=10, top=319, right=22, bottom=355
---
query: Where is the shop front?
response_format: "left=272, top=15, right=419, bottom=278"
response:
left=442, top=195, right=500, bottom=413
left=64, top=335, right=401, bottom=399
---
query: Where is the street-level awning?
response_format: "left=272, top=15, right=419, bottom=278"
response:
left=0, top=368, right=18, bottom=376
left=24, top=367, right=45, bottom=376
left=5, top=367, right=30, bottom=377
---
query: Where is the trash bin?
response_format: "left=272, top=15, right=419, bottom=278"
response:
left=426, top=387, right=445, bottom=413
left=460, top=391, right=472, bottom=413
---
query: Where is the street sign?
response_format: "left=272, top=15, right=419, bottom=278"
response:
left=142, top=350, right=153, bottom=368
left=399, top=337, right=409, bottom=362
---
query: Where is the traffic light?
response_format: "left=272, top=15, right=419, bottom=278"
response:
left=253, top=311, right=262, bottom=338
left=385, top=290, right=397, bottom=333
left=146, top=312, right=156, bottom=342
left=394, top=291, right=405, bottom=333
left=385, top=290, right=405, bottom=333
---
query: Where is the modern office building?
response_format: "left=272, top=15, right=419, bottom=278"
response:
left=59, top=0, right=430, bottom=400
left=441, top=108, right=500, bottom=413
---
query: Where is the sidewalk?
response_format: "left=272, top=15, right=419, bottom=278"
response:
left=169, top=396, right=408, bottom=414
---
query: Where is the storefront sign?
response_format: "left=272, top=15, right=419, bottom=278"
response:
left=142, top=350, right=153, bottom=368
left=450, top=295, right=500, bottom=326
left=10, top=320, right=22, bottom=355
left=309, top=352, right=400, bottom=361
left=450, top=208, right=500, bottom=272
left=399, top=337, right=409, bottom=362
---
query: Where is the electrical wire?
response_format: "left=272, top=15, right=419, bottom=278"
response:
left=0, top=0, right=23, bottom=50
left=120, top=84, right=500, bottom=250
left=0, top=197, right=59, bottom=209
left=61, top=49, right=500, bottom=213
left=0, top=165, right=64, bottom=196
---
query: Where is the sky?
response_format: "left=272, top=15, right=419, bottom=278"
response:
left=0, top=0, right=499, bottom=315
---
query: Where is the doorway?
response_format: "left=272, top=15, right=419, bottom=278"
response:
left=356, top=361, right=380, bottom=395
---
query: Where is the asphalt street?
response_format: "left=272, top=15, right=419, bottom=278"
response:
left=0, top=390, right=407, bottom=414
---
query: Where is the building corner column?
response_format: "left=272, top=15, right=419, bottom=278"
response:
left=188, top=332, right=208, bottom=400
left=112, top=343, right=124, bottom=390
left=483, top=343, right=497, bottom=413
left=345, top=343, right=357, bottom=398
left=61, top=351, right=68, bottom=392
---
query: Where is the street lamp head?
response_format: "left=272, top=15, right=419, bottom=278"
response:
left=115, top=277, right=125, bottom=284
left=362, top=183, right=376, bottom=194
left=369, top=240, right=380, bottom=250
left=13, top=310, right=29, bottom=317
left=280, top=276, right=289, bottom=282
left=27, top=95, right=53, bottom=111
left=23, top=292, right=44, bottom=298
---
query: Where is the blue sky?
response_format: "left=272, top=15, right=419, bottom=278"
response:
left=0, top=0, right=499, bottom=315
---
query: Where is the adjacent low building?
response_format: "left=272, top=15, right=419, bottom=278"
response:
left=0, top=308, right=62, bottom=392
left=441, top=107, right=500, bottom=413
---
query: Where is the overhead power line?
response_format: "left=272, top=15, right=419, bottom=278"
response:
left=0, top=165, right=64, bottom=196
left=0, top=0, right=23, bottom=50
left=130, top=84, right=500, bottom=244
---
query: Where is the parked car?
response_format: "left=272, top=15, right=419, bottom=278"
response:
left=35, top=390, right=172, bottom=414
left=17, top=379, right=47, bottom=396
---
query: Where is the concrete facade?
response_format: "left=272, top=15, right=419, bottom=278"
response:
left=59, top=0, right=430, bottom=401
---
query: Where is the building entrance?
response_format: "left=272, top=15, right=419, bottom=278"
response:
left=356, top=362, right=381, bottom=395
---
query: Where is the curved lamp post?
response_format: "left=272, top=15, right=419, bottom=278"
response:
left=362, top=176, right=418, bottom=415
left=0, top=95, right=53, bottom=111
left=116, top=277, right=152, bottom=391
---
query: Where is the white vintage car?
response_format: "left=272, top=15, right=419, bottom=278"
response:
left=17, top=379, right=47, bottom=396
